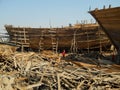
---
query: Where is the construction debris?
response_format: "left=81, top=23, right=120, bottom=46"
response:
left=0, top=45, right=120, bottom=90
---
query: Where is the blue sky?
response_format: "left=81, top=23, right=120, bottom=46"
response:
left=0, top=0, right=119, bottom=32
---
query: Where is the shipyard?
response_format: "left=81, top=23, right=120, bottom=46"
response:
left=0, top=1, right=120, bottom=90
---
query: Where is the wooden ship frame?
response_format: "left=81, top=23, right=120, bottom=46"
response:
left=5, top=23, right=110, bottom=53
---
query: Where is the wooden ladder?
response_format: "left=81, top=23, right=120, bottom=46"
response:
left=51, top=37, right=58, bottom=53
left=49, top=29, right=58, bottom=53
left=39, top=31, right=44, bottom=52
left=21, top=28, right=30, bottom=52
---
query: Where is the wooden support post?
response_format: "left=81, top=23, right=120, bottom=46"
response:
left=56, top=38, right=58, bottom=54
left=99, top=29, right=102, bottom=54
left=87, top=31, right=89, bottom=53
left=14, top=29, right=17, bottom=45
left=23, top=28, right=26, bottom=43
left=72, top=32, right=75, bottom=53
left=117, top=48, right=120, bottom=64
left=21, top=44, right=24, bottom=52
left=39, top=31, right=44, bottom=53
left=71, top=30, right=77, bottom=53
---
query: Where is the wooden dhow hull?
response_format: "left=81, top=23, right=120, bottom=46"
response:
left=90, top=7, right=120, bottom=50
left=90, top=7, right=120, bottom=63
left=5, top=24, right=110, bottom=51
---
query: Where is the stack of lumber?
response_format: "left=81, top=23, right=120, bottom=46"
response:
left=0, top=50, right=120, bottom=90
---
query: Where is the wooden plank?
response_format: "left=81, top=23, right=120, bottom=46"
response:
left=57, top=73, right=61, bottom=90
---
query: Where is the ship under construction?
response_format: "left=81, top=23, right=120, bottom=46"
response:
left=4, top=22, right=110, bottom=53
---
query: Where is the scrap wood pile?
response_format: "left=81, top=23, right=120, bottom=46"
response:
left=0, top=50, right=120, bottom=90
left=65, top=53, right=114, bottom=66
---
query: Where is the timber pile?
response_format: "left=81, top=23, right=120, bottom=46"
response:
left=65, top=52, right=114, bottom=65
left=0, top=44, right=16, bottom=56
left=0, top=50, right=120, bottom=90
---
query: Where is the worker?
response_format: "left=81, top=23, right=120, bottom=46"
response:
left=62, top=50, right=66, bottom=57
